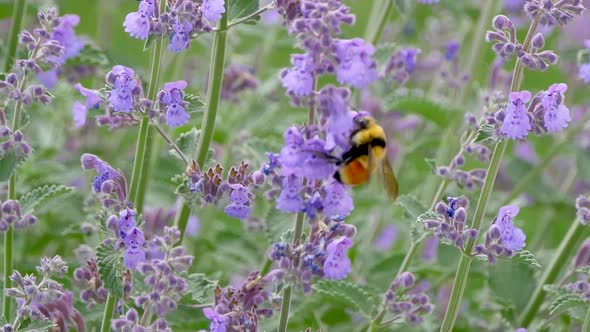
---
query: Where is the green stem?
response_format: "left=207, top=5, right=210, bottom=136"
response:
left=518, top=220, right=587, bottom=327
left=175, top=1, right=229, bottom=243
left=128, top=117, right=150, bottom=204
left=439, top=15, right=541, bottom=331
left=3, top=0, right=27, bottom=73
left=582, top=305, right=590, bottom=332
left=100, top=293, right=117, bottom=332
left=364, top=1, right=393, bottom=45
left=2, top=0, right=27, bottom=320
left=277, top=212, right=305, bottom=332
left=225, top=3, right=274, bottom=29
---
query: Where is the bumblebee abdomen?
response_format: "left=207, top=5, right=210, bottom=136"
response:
left=335, top=158, right=371, bottom=186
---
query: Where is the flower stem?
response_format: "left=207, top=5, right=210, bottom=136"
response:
left=225, top=2, right=274, bottom=29
left=2, top=0, right=28, bottom=320
left=3, top=0, right=27, bottom=73
left=364, top=0, right=394, bottom=45
left=174, top=0, right=229, bottom=243
left=100, top=293, right=117, bottom=332
left=517, top=220, right=587, bottom=327
left=277, top=211, right=305, bottom=332
left=583, top=305, right=590, bottom=332
left=439, top=15, right=540, bottom=331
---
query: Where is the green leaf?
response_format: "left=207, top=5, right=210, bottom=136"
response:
left=575, top=266, right=590, bottom=276
left=17, top=318, right=56, bottom=332
left=549, top=293, right=586, bottom=316
left=65, top=42, right=112, bottom=69
left=395, top=194, right=428, bottom=220
left=185, top=93, right=206, bottom=113
left=312, top=280, right=380, bottom=319
left=0, top=151, right=25, bottom=182
left=385, top=90, right=462, bottom=128
left=424, top=158, right=437, bottom=174
left=228, top=0, right=259, bottom=21
left=19, top=184, right=74, bottom=214
left=511, top=250, right=542, bottom=269
left=187, top=273, right=218, bottom=304
left=96, top=243, right=123, bottom=298
left=264, top=206, right=291, bottom=244
left=172, top=128, right=200, bottom=160
left=488, top=259, right=536, bottom=313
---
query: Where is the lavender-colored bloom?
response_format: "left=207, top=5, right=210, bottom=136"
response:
left=540, top=83, right=570, bottom=132
left=202, top=0, right=226, bottom=23
left=75, top=83, right=102, bottom=109
left=500, top=90, right=532, bottom=139
left=374, top=225, right=398, bottom=251
left=37, top=69, right=59, bottom=89
left=495, top=205, right=526, bottom=251
left=52, top=14, right=84, bottom=60
left=278, top=127, right=305, bottom=176
left=72, top=101, right=88, bottom=128
left=422, top=237, right=439, bottom=262
left=385, top=47, right=421, bottom=83
left=318, top=86, right=355, bottom=150
left=418, top=0, right=440, bottom=3
left=323, top=237, right=353, bottom=280
left=514, top=141, right=539, bottom=164
left=504, top=0, right=525, bottom=11
left=203, top=307, right=229, bottom=332
left=159, top=80, right=190, bottom=127
left=123, top=0, right=153, bottom=39
left=516, top=329, right=528, bottom=332
left=169, top=19, right=192, bottom=53
left=280, top=54, right=314, bottom=97
left=80, top=154, right=122, bottom=192
left=322, top=180, right=354, bottom=219
left=108, top=65, right=137, bottom=112
left=445, top=41, right=460, bottom=61
left=579, top=63, right=590, bottom=83
left=276, top=175, right=304, bottom=213
left=576, top=195, right=590, bottom=225
left=224, top=184, right=251, bottom=220
left=300, top=137, right=337, bottom=180
left=335, top=38, right=378, bottom=88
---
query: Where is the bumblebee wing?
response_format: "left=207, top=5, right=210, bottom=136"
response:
left=380, top=157, right=399, bottom=201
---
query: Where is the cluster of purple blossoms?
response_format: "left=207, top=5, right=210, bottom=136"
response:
left=422, top=197, right=478, bottom=251
left=184, top=160, right=259, bottom=220
left=436, top=146, right=489, bottom=191
left=0, top=199, right=38, bottom=232
left=486, top=14, right=560, bottom=71
left=113, top=227, right=193, bottom=330
left=278, top=0, right=378, bottom=103
left=439, top=41, right=470, bottom=89
left=4, top=256, right=85, bottom=331
left=74, top=66, right=197, bottom=129
left=578, top=40, right=590, bottom=84
left=81, top=153, right=128, bottom=210
left=384, top=272, right=433, bottom=325
left=269, top=220, right=357, bottom=290
left=475, top=205, right=527, bottom=263
left=576, top=195, right=590, bottom=225
left=124, top=0, right=225, bottom=53
left=385, top=47, right=421, bottom=85
left=112, top=308, right=171, bottom=332
left=203, top=271, right=282, bottom=332
left=486, top=83, right=572, bottom=140
left=524, top=0, right=585, bottom=26
left=0, top=74, right=53, bottom=107
left=73, top=259, right=109, bottom=306
left=105, top=208, right=148, bottom=269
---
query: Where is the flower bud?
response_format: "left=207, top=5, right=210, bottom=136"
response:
left=531, top=33, right=545, bottom=49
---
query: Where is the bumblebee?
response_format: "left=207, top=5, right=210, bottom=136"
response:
left=333, top=115, right=399, bottom=201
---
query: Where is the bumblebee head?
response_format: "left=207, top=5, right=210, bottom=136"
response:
left=354, top=115, right=376, bottom=129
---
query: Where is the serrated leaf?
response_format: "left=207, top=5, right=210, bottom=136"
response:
left=19, top=184, right=73, bottom=214
left=96, top=243, right=123, bottom=298
left=0, top=151, right=25, bottom=181
left=185, top=93, right=206, bottom=113
left=264, top=206, right=291, bottom=244
left=17, top=317, right=56, bottom=331
left=489, top=259, right=535, bottom=313
left=172, top=128, right=199, bottom=160
left=228, top=0, right=259, bottom=21
left=312, top=280, right=380, bottom=318
left=65, top=42, right=112, bottom=68
left=385, top=91, right=462, bottom=128
left=549, top=293, right=585, bottom=315
left=395, top=195, right=428, bottom=220
left=187, top=273, right=218, bottom=304
left=512, top=250, right=542, bottom=269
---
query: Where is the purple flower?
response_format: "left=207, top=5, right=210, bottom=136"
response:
left=335, top=38, right=378, bottom=88
left=280, top=54, right=315, bottom=97
left=123, top=0, right=153, bottom=39
left=323, top=237, right=353, bottom=280
left=500, top=90, right=532, bottom=139
left=386, top=47, right=421, bottom=83
left=75, top=83, right=102, bottom=109
left=318, top=86, right=355, bottom=151
left=495, top=205, right=526, bottom=252
left=445, top=41, right=460, bottom=61
left=159, top=80, right=190, bottom=127
left=541, top=83, right=570, bottom=132
left=374, top=225, right=398, bottom=251
left=203, top=307, right=229, bottom=332
left=72, top=101, right=87, bottom=128
left=276, top=175, right=305, bottom=213
left=168, top=19, right=192, bottom=53
left=36, top=69, right=59, bottom=89
left=300, top=137, right=337, bottom=180
left=514, top=141, right=539, bottom=164
left=202, top=0, right=226, bottom=23
left=108, top=66, right=137, bottom=112
left=52, top=14, right=84, bottom=60
left=118, top=208, right=137, bottom=238
left=322, top=181, right=354, bottom=219
left=278, top=127, right=305, bottom=176
left=224, top=184, right=252, bottom=220
left=579, top=63, right=590, bottom=83
left=80, top=154, right=121, bottom=192
left=418, top=0, right=440, bottom=3
left=124, top=246, right=146, bottom=269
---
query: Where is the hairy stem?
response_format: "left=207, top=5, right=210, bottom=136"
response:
left=439, top=15, right=541, bottom=332
left=226, top=2, right=274, bottom=29
left=100, top=293, right=117, bottom=332
left=277, top=212, right=305, bottom=332
left=3, top=0, right=27, bottom=73
left=175, top=1, right=229, bottom=243
left=583, top=305, right=590, bottom=332
left=518, top=220, right=587, bottom=327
